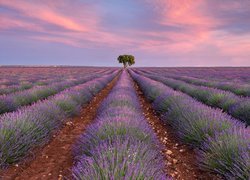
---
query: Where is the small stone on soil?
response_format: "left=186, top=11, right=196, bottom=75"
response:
left=66, top=121, right=73, bottom=126
left=166, top=150, right=173, bottom=155
left=173, top=159, right=178, bottom=164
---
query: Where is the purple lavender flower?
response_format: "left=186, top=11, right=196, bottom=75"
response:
left=199, top=127, right=250, bottom=179
left=73, top=140, right=167, bottom=180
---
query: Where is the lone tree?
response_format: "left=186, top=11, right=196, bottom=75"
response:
left=117, top=54, right=135, bottom=68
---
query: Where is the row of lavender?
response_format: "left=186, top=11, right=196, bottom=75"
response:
left=0, top=81, right=48, bottom=96
left=136, top=70, right=250, bottom=126
left=0, top=67, right=109, bottom=87
left=0, top=72, right=76, bottom=96
left=0, top=74, right=91, bottom=96
left=137, top=67, right=250, bottom=83
left=141, top=69, right=250, bottom=97
left=71, top=71, right=169, bottom=179
left=0, top=71, right=118, bottom=168
left=0, top=70, right=113, bottom=114
left=170, top=74, right=250, bottom=97
left=0, top=67, right=110, bottom=95
left=129, top=70, right=249, bottom=180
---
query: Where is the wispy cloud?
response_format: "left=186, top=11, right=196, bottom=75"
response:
left=0, top=0, right=250, bottom=66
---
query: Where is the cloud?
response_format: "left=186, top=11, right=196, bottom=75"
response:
left=0, top=1, right=89, bottom=32
left=0, top=0, right=250, bottom=66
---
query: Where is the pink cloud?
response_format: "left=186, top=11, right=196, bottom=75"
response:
left=0, top=0, right=133, bottom=48
left=0, top=1, right=90, bottom=32
left=214, top=32, right=250, bottom=57
left=139, top=0, right=250, bottom=63
left=0, top=15, right=43, bottom=31
left=0, top=0, right=250, bottom=66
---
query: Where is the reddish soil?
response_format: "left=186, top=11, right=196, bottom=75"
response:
left=0, top=75, right=120, bottom=180
left=133, top=82, right=223, bottom=180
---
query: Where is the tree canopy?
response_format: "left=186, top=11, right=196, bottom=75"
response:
left=117, top=55, right=135, bottom=68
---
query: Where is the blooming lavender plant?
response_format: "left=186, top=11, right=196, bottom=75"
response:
left=53, top=94, right=81, bottom=117
left=230, top=100, right=250, bottom=126
left=199, top=128, right=250, bottom=180
left=0, top=102, right=63, bottom=166
left=73, top=140, right=167, bottom=180
left=0, top=83, right=33, bottom=96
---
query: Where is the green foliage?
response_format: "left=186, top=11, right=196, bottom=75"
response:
left=54, top=96, right=80, bottom=117
left=117, top=54, right=135, bottom=68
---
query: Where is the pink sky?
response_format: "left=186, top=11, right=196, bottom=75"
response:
left=0, top=0, right=250, bottom=66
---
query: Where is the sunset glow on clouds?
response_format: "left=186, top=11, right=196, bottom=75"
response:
left=0, top=0, right=250, bottom=66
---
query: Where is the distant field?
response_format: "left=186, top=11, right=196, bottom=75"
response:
left=0, top=67, right=249, bottom=179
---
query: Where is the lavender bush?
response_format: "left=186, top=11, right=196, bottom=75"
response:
left=0, top=102, right=63, bottom=165
left=0, top=83, right=33, bottom=96
left=230, top=100, right=250, bottom=125
left=73, top=140, right=167, bottom=180
left=53, top=94, right=81, bottom=117
left=199, top=128, right=250, bottom=179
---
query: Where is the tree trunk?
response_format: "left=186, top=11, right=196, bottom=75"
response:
left=123, top=63, right=127, bottom=69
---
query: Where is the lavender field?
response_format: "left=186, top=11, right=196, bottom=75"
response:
left=1, top=0, right=250, bottom=179
left=0, top=67, right=249, bottom=179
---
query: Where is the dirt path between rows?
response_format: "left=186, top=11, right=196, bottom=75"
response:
left=0, top=75, right=120, bottom=180
left=133, top=80, right=222, bottom=180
